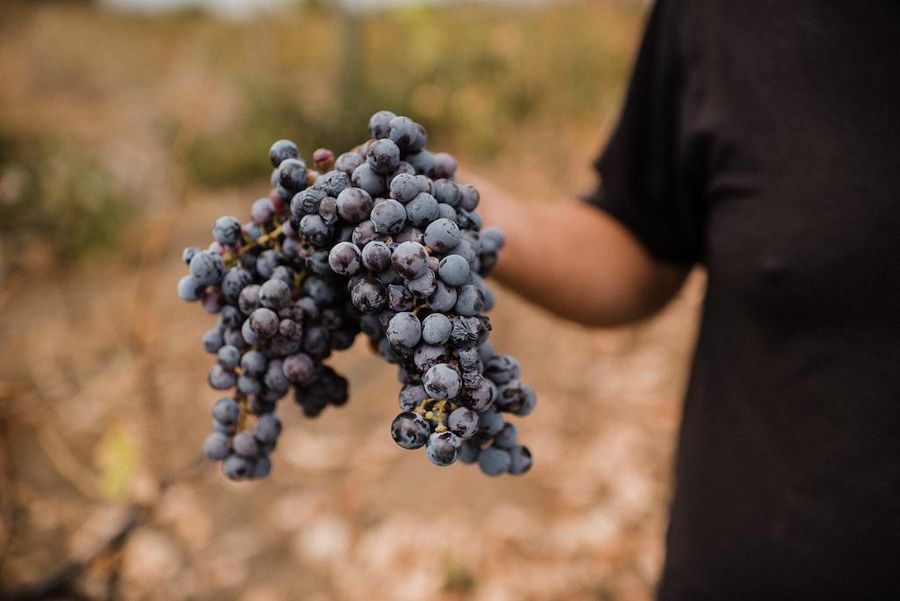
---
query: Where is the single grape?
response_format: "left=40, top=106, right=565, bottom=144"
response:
left=189, top=251, right=224, bottom=286
left=448, top=407, right=479, bottom=439
left=426, top=431, right=460, bottom=466
left=269, top=139, right=299, bottom=168
left=314, top=170, right=351, bottom=198
left=351, top=163, right=386, bottom=197
left=386, top=312, right=422, bottom=349
left=438, top=254, right=470, bottom=287
left=336, top=187, right=374, bottom=224
left=387, top=283, right=414, bottom=312
left=391, top=241, right=429, bottom=279
left=390, top=172, right=421, bottom=203
left=426, top=281, right=457, bottom=312
left=203, top=330, right=224, bottom=353
left=238, top=285, right=261, bottom=315
left=204, top=432, right=231, bottom=460
left=221, top=268, right=253, bottom=301
left=432, top=152, right=457, bottom=179
left=178, top=275, right=201, bottom=302
left=421, top=313, right=452, bottom=345
left=367, top=138, right=401, bottom=174
left=398, top=384, right=428, bottom=412
left=414, top=344, right=448, bottom=372
left=424, top=218, right=461, bottom=253
left=405, top=192, right=439, bottom=228
left=328, top=241, right=362, bottom=276
left=406, top=270, right=436, bottom=298
left=212, top=397, right=241, bottom=426
left=208, top=365, right=237, bottom=390
left=291, top=188, right=327, bottom=219
left=369, top=110, right=396, bottom=139
left=299, top=214, right=333, bottom=247
left=217, top=345, right=241, bottom=370
left=350, top=277, right=388, bottom=313
left=213, top=216, right=242, bottom=246
left=222, top=454, right=254, bottom=481
left=508, top=445, right=532, bottom=475
left=406, top=150, right=435, bottom=177
left=251, top=455, right=272, bottom=479
left=313, top=148, right=335, bottom=172
left=458, top=184, right=480, bottom=211
left=282, top=352, right=317, bottom=385
left=478, top=447, right=511, bottom=476
left=259, top=278, right=292, bottom=310
left=388, top=116, right=418, bottom=151
left=182, top=246, right=200, bottom=266
left=277, top=158, right=308, bottom=193
left=250, top=198, right=276, bottom=225
left=423, top=363, right=462, bottom=400
left=361, top=240, right=392, bottom=272
left=459, top=439, right=481, bottom=464
left=454, top=284, right=485, bottom=317
left=494, top=423, right=518, bottom=448
left=432, top=179, right=460, bottom=206
left=335, top=151, right=364, bottom=175
left=232, top=431, right=259, bottom=458
left=391, top=412, right=431, bottom=450
left=255, top=414, right=282, bottom=445
left=370, top=199, right=407, bottom=235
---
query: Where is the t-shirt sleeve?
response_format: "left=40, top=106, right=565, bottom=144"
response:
left=584, top=0, right=706, bottom=265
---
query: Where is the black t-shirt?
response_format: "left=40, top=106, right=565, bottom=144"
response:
left=586, top=1, right=900, bottom=598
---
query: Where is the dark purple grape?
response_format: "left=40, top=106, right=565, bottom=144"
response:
left=432, top=153, right=457, bottom=179
left=421, top=313, right=452, bottom=345
left=299, top=214, right=333, bottom=247
left=189, top=251, right=224, bottom=286
left=249, top=307, right=279, bottom=339
left=204, top=433, right=230, bottom=460
left=213, top=216, right=243, bottom=246
left=370, top=199, right=407, bottom=235
left=282, top=352, right=317, bottom=385
left=386, top=312, right=421, bottom=349
left=406, top=150, right=435, bottom=177
left=508, top=445, right=532, bottom=475
left=478, top=447, right=511, bottom=476
left=177, top=275, right=202, bottom=302
left=448, top=407, right=479, bottom=439
left=389, top=172, right=420, bottom=203
left=277, top=158, right=308, bottom=193
left=367, top=138, right=401, bottom=174
left=335, top=151, right=364, bottom=175
left=336, top=187, right=374, bottom=224
left=259, top=278, right=291, bottom=310
left=328, top=241, right=362, bottom=276
left=269, top=139, right=299, bottom=168
left=350, top=277, right=387, bottom=313
left=405, top=192, right=439, bottom=228
left=351, top=163, right=386, bottom=197
left=426, top=431, right=460, bottom=466
left=222, top=454, right=253, bottom=480
left=424, top=218, right=461, bottom=253
left=438, top=254, right=470, bottom=287
left=406, top=270, right=436, bottom=298
left=391, top=241, right=429, bottom=279
left=313, top=170, right=351, bottom=197
left=208, top=365, right=237, bottom=390
left=391, top=412, right=431, bottom=450
left=423, top=363, right=462, bottom=400
left=369, top=110, right=397, bottom=139
left=388, top=116, right=418, bottom=151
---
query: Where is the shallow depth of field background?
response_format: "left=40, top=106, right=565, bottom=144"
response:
left=0, top=1, right=704, bottom=599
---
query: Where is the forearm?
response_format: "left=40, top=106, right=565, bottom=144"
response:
left=471, top=174, right=690, bottom=327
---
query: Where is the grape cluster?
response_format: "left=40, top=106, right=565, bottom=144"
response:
left=177, top=111, right=534, bottom=480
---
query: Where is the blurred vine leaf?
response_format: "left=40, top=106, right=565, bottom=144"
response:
left=94, top=421, right=140, bottom=501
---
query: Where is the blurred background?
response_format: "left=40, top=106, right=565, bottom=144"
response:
left=0, top=0, right=704, bottom=599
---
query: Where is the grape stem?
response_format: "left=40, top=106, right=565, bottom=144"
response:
left=223, top=221, right=286, bottom=267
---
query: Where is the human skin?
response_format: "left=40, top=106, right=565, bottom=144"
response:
left=464, top=172, right=690, bottom=327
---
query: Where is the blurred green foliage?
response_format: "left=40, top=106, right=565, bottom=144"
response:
left=0, top=133, right=130, bottom=266
left=183, top=3, right=641, bottom=187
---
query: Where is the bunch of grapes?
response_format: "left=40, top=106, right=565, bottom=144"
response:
left=177, top=111, right=534, bottom=481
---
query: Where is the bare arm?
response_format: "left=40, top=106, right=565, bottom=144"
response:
left=468, top=173, right=691, bottom=327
